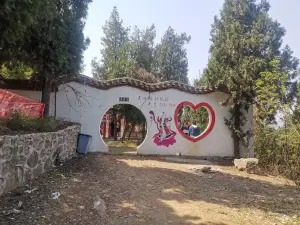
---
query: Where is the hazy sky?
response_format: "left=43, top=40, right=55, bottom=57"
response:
left=83, top=0, right=300, bottom=83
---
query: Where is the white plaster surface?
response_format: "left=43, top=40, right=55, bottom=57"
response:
left=7, top=89, right=42, bottom=102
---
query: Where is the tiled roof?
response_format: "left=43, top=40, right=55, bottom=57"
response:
left=64, top=75, right=229, bottom=94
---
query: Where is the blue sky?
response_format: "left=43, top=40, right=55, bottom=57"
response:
left=83, top=0, right=300, bottom=83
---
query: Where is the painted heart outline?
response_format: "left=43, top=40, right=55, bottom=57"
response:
left=174, top=101, right=216, bottom=142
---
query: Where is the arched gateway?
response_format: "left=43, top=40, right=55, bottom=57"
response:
left=55, top=75, right=253, bottom=157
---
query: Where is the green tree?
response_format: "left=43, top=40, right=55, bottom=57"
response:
left=0, top=0, right=91, bottom=115
left=94, top=6, right=135, bottom=79
left=0, top=0, right=49, bottom=64
left=280, top=45, right=299, bottom=103
left=91, top=57, right=106, bottom=80
left=0, top=62, right=33, bottom=80
left=130, top=25, right=156, bottom=73
left=111, top=104, right=145, bottom=141
left=255, top=57, right=288, bottom=124
left=292, top=80, right=300, bottom=123
left=134, top=68, right=157, bottom=83
left=153, top=27, right=191, bottom=83
left=178, top=106, right=209, bottom=133
left=193, top=70, right=207, bottom=87
left=198, top=0, right=299, bottom=157
left=22, top=0, right=92, bottom=116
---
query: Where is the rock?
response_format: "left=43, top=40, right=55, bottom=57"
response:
left=44, top=159, right=53, bottom=171
left=4, top=209, right=21, bottom=215
left=279, top=214, right=290, bottom=223
left=51, top=192, right=61, bottom=200
left=284, top=197, right=295, bottom=203
left=23, top=146, right=29, bottom=155
left=10, top=155, right=27, bottom=166
left=27, top=151, right=39, bottom=168
left=37, top=140, right=44, bottom=150
left=0, top=138, right=4, bottom=148
left=1, top=161, right=11, bottom=175
left=93, top=195, right=106, bottom=215
left=17, top=201, right=24, bottom=210
left=199, top=166, right=211, bottom=173
left=32, top=165, right=43, bottom=178
left=3, top=171, right=19, bottom=193
left=0, top=125, right=80, bottom=195
left=2, top=145, right=13, bottom=160
left=234, top=158, right=258, bottom=171
left=58, top=137, right=65, bottom=145
left=24, top=187, right=38, bottom=194
left=23, top=168, right=32, bottom=182
left=45, top=140, right=51, bottom=149
left=72, top=178, right=80, bottom=182
left=0, top=178, right=4, bottom=195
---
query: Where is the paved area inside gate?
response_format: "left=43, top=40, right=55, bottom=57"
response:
left=0, top=154, right=300, bottom=225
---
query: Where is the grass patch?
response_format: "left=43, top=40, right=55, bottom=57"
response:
left=105, top=139, right=142, bottom=148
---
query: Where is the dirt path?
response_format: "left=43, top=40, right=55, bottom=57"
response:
left=0, top=154, right=299, bottom=225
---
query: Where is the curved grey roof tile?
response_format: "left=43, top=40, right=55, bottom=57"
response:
left=62, top=75, right=229, bottom=95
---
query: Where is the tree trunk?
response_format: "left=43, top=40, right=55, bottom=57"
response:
left=41, top=76, right=51, bottom=117
left=127, top=123, right=135, bottom=141
left=54, top=85, right=57, bottom=117
left=121, top=123, right=128, bottom=142
left=142, top=120, right=146, bottom=139
left=113, top=116, right=117, bottom=141
left=233, top=104, right=241, bottom=158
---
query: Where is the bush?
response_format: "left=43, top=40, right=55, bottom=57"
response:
left=254, top=121, right=300, bottom=185
left=5, top=112, right=58, bottom=132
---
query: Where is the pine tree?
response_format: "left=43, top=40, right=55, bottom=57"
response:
left=153, top=27, right=191, bottom=84
left=255, top=57, right=288, bottom=123
left=199, top=0, right=299, bottom=157
left=130, top=25, right=156, bottom=73
left=98, top=6, right=135, bottom=79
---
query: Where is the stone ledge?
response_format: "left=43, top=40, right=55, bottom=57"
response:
left=0, top=125, right=80, bottom=195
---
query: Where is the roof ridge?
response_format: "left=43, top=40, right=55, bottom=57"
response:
left=63, top=75, right=229, bottom=95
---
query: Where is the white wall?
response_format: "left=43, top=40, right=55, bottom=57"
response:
left=7, top=89, right=42, bottom=102
left=55, top=81, right=253, bottom=157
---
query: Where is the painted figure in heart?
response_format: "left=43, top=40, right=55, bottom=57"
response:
left=149, top=111, right=176, bottom=147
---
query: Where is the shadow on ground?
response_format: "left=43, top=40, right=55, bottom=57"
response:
left=0, top=154, right=299, bottom=225
left=108, top=146, right=137, bottom=155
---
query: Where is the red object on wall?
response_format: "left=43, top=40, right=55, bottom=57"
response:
left=0, top=89, right=44, bottom=118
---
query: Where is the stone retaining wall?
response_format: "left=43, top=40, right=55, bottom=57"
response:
left=0, top=125, right=80, bottom=195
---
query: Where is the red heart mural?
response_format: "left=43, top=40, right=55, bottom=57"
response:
left=174, top=101, right=216, bottom=142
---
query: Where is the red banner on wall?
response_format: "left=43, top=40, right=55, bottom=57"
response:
left=0, top=89, right=44, bottom=118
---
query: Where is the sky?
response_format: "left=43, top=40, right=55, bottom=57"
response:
left=83, top=0, right=300, bottom=83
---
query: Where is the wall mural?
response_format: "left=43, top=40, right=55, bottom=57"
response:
left=174, top=101, right=215, bottom=142
left=149, top=111, right=176, bottom=147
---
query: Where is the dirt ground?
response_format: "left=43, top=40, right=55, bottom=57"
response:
left=0, top=153, right=300, bottom=225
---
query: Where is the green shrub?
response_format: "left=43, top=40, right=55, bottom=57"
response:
left=5, top=112, right=58, bottom=132
left=255, top=121, right=300, bottom=185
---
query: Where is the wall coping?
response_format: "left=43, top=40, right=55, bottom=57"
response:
left=0, top=125, right=80, bottom=138
left=61, top=75, right=229, bottom=95
left=0, top=75, right=229, bottom=95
